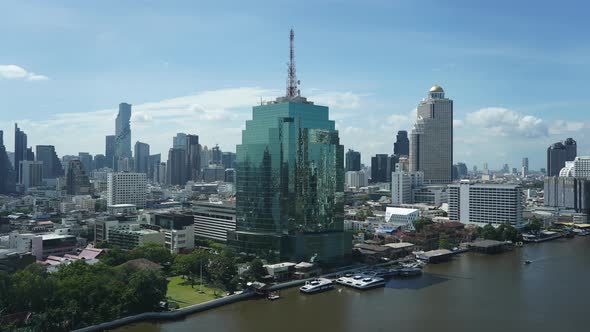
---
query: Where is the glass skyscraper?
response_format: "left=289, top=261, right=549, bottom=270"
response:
left=115, top=103, right=132, bottom=163
left=229, top=96, right=350, bottom=265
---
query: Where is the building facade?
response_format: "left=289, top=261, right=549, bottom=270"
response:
left=193, top=201, right=237, bottom=242
left=345, top=149, right=361, bottom=172
left=229, top=31, right=350, bottom=264
left=115, top=103, right=132, bottom=168
left=18, top=160, right=43, bottom=190
left=134, top=141, right=150, bottom=174
left=448, top=182, right=523, bottom=227
left=345, top=171, right=368, bottom=189
left=391, top=170, right=424, bottom=205
left=409, top=86, right=453, bottom=184
left=167, top=148, right=187, bottom=186
left=186, top=134, right=201, bottom=181
left=0, top=130, right=16, bottom=193
left=393, top=130, right=409, bottom=156
left=66, top=159, right=91, bottom=195
left=36, top=145, right=63, bottom=179
left=107, top=172, right=147, bottom=208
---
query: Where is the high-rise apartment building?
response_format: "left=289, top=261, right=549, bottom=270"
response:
left=393, top=130, right=409, bottom=156
left=228, top=29, right=350, bottom=265
left=115, top=103, right=132, bottom=167
left=391, top=170, right=424, bottom=205
left=107, top=172, right=147, bottom=208
left=35, top=145, right=63, bottom=179
left=345, top=149, right=361, bottom=171
left=448, top=181, right=523, bottom=226
left=409, top=86, right=453, bottom=184
left=134, top=141, right=150, bottom=174
left=18, top=160, right=43, bottom=190
left=345, top=171, right=368, bottom=189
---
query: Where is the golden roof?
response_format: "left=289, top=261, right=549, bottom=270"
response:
left=429, top=85, right=444, bottom=92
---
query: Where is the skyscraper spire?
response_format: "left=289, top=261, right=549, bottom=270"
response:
left=286, top=28, right=299, bottom=98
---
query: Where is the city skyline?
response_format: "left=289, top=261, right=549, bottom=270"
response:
left=1, top=1, right=590, bottom=169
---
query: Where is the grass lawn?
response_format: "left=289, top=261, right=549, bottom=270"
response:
left=166, top=275, right=221, bottom=308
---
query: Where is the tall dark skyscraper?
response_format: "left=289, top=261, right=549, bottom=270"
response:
left=371, top=154, right=389, bottom=183
left=105, top=135, right=116, bottom=169
left=14, top=123, right=28, bottom=182
left=393, top=130, right=409, bottom=156
left=36, top=145, right=64, bottom=179
left=78, top=152, right=93, bottom=176
left=221, top=152, right=235, bottom=170
left=0, top=130, right=16, bottom=193
left=345, top=149, right=361, bottom=171
left=186, top=135, right=201, bottom=181
left=66, top=159, right=91, bottom=195
left=564, top=137, right=577, bottom=162
left=134, top=141, right=150, bottom=174
left=115, top=103, right=132, bottom=166
left=148, top=154, right=161, bottom=182
left=211, top=144, right=222, bottom=165
left=229, top=29, right=350, bottom=265
left=94, top=154, right=106, bottom=170
left=547, top=138, right=577, bottom=176
left=167, top=148, right=187, bottom=186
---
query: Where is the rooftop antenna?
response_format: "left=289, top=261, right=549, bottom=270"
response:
left=286, top=28, right=299, bottom=99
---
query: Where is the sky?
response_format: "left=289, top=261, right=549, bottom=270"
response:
left=1, top=0, right=589, bottom=170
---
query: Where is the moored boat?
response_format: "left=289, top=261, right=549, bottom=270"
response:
left=299, top=278, right=335, bottom=294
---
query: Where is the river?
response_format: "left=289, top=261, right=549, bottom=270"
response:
left=115, top=237, right=590, bottom=332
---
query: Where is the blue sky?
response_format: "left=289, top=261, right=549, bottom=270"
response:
left=1, top=0, right=589, bottom=169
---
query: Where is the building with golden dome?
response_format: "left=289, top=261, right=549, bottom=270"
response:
left=409, top=85, right=453, bottom=184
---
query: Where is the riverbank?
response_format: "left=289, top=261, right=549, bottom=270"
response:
left=115, top=237, right=590, bottom=332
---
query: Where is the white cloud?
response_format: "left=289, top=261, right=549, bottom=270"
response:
left=548, top=120, right=586, bottom=135
left=0, top=64, right=48, bottom=81
left=465, top=107, right=548, bottom=138
left=309, top=91, right=362, bottom=109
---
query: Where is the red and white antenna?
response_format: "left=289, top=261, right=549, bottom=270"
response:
left=286, top=29, right=299, bottom=98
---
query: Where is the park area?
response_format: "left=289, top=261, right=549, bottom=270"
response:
left=166, top=276, right=222, bottom=308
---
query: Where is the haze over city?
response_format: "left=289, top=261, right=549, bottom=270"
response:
left=1, top=0, right=589, bottom=169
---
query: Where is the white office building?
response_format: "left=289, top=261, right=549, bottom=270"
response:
left=384, top=207, right=419, bottom=231
left=107, top=172, right=147, bottom=209
left=193, top=201, right=236, bottom=242
left=345, top=171, right=368, bottom=190
left=391, top=170, right=424, bottom=205
left=448, top=181, right=523, bottom=227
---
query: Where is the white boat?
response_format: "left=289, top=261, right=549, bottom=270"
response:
left=299, top=278, right=335, bottom=294
left=336, top=275, right=386, bottom=290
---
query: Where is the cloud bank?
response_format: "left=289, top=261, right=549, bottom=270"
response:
left=0, top=65, right=48, bottom=81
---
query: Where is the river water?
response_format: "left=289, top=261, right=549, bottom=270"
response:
left=116, top=237, right=590, bottom=332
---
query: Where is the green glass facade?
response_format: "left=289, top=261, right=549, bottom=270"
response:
left=228, top=97, right=351, bottom=265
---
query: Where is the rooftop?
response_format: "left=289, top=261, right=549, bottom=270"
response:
left=382, top=242, right=415, bottom=249
left=385, top=207, right=419, bottom=215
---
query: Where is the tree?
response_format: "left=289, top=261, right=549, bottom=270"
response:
left=121, top=269, right=168, bottom=314
left=438, top=233, right=451, bottom=249
left=481, top=224, right=498, bottom=240
left=130, top=242, right=173, bottom=265
left=245, top=259, right=267, bottom=282
left=413, top=218, right=432, bottom=232
left=172, top=250, right=210, bottom=287
left=497, top=223, right=518, bottom=242
left=209, top=252, right=238, bottom=292
left=100, top=247, right=130, bottom=266
left=524, top=217, right=543, bottom=233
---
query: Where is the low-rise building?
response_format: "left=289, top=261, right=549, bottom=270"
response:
left=107, top=224, right=165, bottom=250
left=193, top=200, right=236, bottom=242
left=385, top=207, right=419, bottom=231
